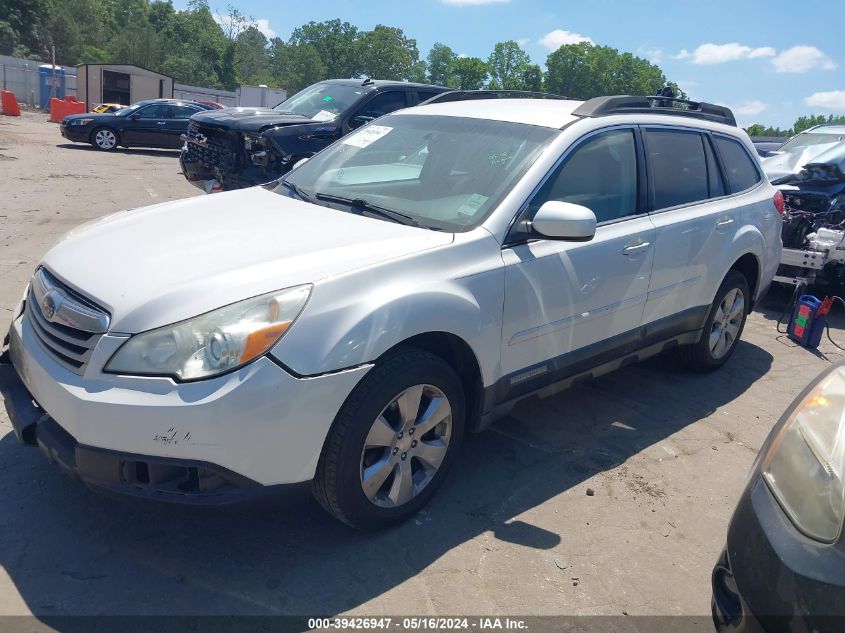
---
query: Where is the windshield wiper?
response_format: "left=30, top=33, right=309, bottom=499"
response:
left=278, top=179, right=314, bottom=203
left=314, top=193, right=429, bottom=229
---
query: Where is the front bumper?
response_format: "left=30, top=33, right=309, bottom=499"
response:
left=2, top=313, right=371, bottom=500
left=179, top=144, right=222, bottom=193
left=0, top=364, right=305, bottom=504
left=712, top=478, right=845, bottom=633
left=60, top=124, right=90, bottom=142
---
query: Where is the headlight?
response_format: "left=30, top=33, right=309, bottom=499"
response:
left=70, top=118, right=94, bottom=126
left=762, top=366, right=845, bottom=542
left=105, top=285, right=311, bottom=381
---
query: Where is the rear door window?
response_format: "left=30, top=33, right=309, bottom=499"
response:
left=704, top=135, right=726, bottom=198
left=357, top=91, right=409, bottom=118
left=645, top=129, right=710, bottom=210
left=713, top=136, right=762, bottom=193
left=169, top=105, right=200, bottom=120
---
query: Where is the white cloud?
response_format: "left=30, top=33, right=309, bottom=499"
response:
left=439, top=0, right=509, bottom=5
left=516, top=38, right=530, bottom=47
left=731, top=100, right=769, bottom=116
left=638, top=46, right=663, bottom=63
left=772, top=46, right=836, bottom=73
left=805, top=90, right=845, bottom=112
left=674, top=43, right=775, bottom=65
left=538, top=29, right=594, bottom=51
left=253, top=19, right=276, bottom=39
left=213, top=13, right=276, bottom=39
left=456, top=52, right=468, bottom=59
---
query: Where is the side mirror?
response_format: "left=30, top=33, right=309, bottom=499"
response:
left=129, top=113, right=140, bottom=120
left=531, top=201, right=596, bottom=241
left=350, top=115, right=375, bottom=129
left=292, top=157, right=309, bottom=170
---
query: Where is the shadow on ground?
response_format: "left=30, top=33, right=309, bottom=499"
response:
left=0, top=341, right=772, bottom=619
left=56, top=143, right=181, bottom=158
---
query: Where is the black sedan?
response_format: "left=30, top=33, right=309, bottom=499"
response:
left=60, top=99, right=216, bottom=151
left=712, top=362, right=845, bottom=632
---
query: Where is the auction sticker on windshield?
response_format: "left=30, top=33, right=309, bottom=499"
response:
left=312, top=110, right=336, bottom=122
left=342, top=125, right=392, bottom=148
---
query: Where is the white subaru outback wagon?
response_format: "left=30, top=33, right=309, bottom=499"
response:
left=1, top=94, right=782, bottom=529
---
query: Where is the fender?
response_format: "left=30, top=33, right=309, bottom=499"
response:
left=271, top=231, right=506, bottom=386
left=724, top=223, right=766, bottom=298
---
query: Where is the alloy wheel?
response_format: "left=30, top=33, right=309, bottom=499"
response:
left=709, top=288, right=745, bottom=359
left=95, top=129, right=116, bottom=149
left=359, top=384, right=452, bottom=508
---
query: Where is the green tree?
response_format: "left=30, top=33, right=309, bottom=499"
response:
left=408, top=59, right=427, bottom=84
left=521, top=63, right=543, bottom=92
left=426, top=42, right=455, bottom=86
left=545, top=42, right=667, bottom=100
left=289, top=19, right=358, bottom=79
left=355, top=25, right=421, bottom=81
left=269, top=39, right=326, bottom=93
left=235, top=25, right=269, bottom=85
left=450, top=56, right=488, bottom=90
left=745, top=124, right=790, bottom=137
left=792, top=114, right=845, bottom=134
left=487, top=40, right=530, bottom=90
left=0, top=0, right=51, bottom=57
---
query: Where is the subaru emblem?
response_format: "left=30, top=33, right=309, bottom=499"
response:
left=41, top=291, right=60, bottom=321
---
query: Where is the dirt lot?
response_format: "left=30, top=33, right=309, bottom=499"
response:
left=0, top=111, right=842, bottom=621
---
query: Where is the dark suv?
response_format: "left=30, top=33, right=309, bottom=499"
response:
left=180, top=79, right=450, bottom=192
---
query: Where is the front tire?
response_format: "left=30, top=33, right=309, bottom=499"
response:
left=313, top=350, right=465, bottom=530
left=91, top=127, right=118, bottom=151
left=680, top=270, right=750, bottom=372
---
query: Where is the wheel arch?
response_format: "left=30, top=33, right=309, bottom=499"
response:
left=728, top=252, right=761, bottom=307
left=725, top=224, right=767, bottom=307
left=379, top=331, right=485, bottom=433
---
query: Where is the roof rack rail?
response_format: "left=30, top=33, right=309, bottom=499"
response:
left=421, top=89, right=568, bottom=105
left=571, top=95, right=737, bottom=127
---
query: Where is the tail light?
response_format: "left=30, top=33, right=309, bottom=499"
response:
left=774, top=190, right=785, bottom=216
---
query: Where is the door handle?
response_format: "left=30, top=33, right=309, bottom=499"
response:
left=623, top=241, right=651, bottom=255
left=156, top=121, right=166, bottom=125
left=716, top=217, right=734, bottom=229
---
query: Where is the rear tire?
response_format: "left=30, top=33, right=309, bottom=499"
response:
left=680, top=270, right=750, bottom=372
left=91, top=127, right=118, bottom=151
left=313, top=349, right=465, bottom=530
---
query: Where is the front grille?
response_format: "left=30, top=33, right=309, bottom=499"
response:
left=184, top=124, right=237, bottom=172
left=24, top=268, right=110, bottom=375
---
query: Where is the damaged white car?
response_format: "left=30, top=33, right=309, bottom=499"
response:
left=1, top=94, right=780, bottom=528
left=763, top=125, right=845, bottom=287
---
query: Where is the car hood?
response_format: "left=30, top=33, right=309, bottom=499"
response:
left=62, top=112, right=115, bottom=123
left=41, top=187, right=453, bottom=333
left=190, top=107, right=320, bottom=132
left=763, top=141, right=845, bottom=182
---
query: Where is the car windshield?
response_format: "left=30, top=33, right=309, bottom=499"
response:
left=779, top=132, right=845, bottom=152
left=274, top=83, right=369, bottom=121
left=275, top=113, right=557, bottom=232
left=114, top=103, right=144, bottom=117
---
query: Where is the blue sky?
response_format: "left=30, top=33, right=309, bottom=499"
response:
left=184, top=0, right=844, bottom=129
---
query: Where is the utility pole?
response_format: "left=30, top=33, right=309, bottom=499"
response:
left=50, top=45, right=57, bottom=104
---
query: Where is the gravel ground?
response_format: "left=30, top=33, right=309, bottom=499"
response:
left=0, top=111, right=841, bottom=620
